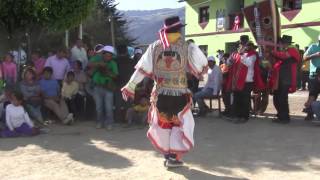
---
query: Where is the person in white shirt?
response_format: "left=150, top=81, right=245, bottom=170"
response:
left=1, top=91, right=39, bottom=137
left=231, top=42, right=258, bottom=123
left=71, top=39, right=89, bottom=69
left=10, top=47, right=27, bottom=65
left=194, top=56, right=222, bottom=116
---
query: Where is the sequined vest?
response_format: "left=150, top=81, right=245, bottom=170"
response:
left=152, top=40, right=190, bottom=96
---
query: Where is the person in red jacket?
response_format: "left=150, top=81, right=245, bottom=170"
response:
left=226, top=41, right=265, bottom=123
left=269, top=35, right=301, bottom=124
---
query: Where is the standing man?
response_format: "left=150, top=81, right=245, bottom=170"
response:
left=270, top=35, right=300, bottom=124
left=301, top=47, right=310, bottom=90
left=194, top=56, right=222, bottom=116
left=122, top=16, right=207, bottom=168
left=310, top=68, right=320, bottom=124
left=303, top=35, right=320, bottom=120
left=227, top=41, right=265, bottom=123
left=115, top=45, right=136, bottom=123
left=45, top=48, right=71, bottom=85
left=71, top=39, right=89, bottom=69
left=89, top=46, right=118, bottom=130
left=216, top=50, right=224, bottom=65
left=133, top=48, right=143, bottom=64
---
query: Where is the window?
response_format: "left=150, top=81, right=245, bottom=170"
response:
left=228, top=13, right=244, bottom=30
left=199, top=6, right=209, bottom=24
left=198, top=45, right=208, bottom=57
left=226, top=0, right=244, bottom=30
left=282, top=0, right=302, bottom=11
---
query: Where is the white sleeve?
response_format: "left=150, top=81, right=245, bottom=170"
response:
left=24, top=111, right=34, bottom=128
left=5, top=106, right=14, bottom=131
left=135, top=44, right=154, bottom=76
left=44, top=58, right=50, bottom=67
left=241, top=55, right=256, bottom=67
left=187, top=43, right=208, bottom=78
left=70, top=47, right=78, bottom=61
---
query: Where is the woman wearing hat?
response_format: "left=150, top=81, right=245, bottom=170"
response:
left=269, top=35, right=300, bottom=124
left=122, top=16, right=208, bottom=168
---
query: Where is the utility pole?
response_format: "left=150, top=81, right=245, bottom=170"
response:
left=26, top=31, right=31, bottom=65
left=65, top=30, right=69, bottom=48
left=79, top=23, right=83, bottom=40
left=108, top=15, right=115, bottom=47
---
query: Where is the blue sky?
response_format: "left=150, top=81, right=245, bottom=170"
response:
left=115, top=0, right=185, bottom=10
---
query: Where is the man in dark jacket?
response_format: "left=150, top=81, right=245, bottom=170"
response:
left=115, top=45, right=136, bottom=122
left=270, top=35, right=300, bottom=124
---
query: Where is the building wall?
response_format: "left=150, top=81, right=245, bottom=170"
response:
left=185, top=0, right=320, bottom=56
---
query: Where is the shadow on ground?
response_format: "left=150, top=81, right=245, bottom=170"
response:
left=1, top=110, right=320, bottom=176
left=169, top=167, right=249, bottom=180
left=0, top=124, right=133, bottom=170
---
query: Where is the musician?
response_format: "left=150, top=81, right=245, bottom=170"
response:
left=269, top=35, right=300, bottom=124
left=220, top=53, right=232, bottom=116
left=226, top=41, right=265, bottom=123
left=223, top=35, right=248, bottom=118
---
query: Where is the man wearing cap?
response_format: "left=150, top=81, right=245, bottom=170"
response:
left=216, top=50, right=225, bottom=66
left=226, top=41, right=265, bottom=123
left=122, top=16, right=208, bottom=168
left=303, top=35, right=320, bottom=121
left=89, top=46, right=118, bottom=130
left=86, top=44, right=104, bottom=95
left=194, top=56, right=222, bottom=116
left=133, top=48, right=143, bottom=63
left=269, top=35, right=300, bottom=124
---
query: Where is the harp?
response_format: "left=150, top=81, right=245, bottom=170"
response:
left=242, top=0, right=281, bottom=64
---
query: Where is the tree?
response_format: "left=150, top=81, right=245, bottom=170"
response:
left=0, top=0, right=95, bottom=36
left=82, top=0, right=135, bottom=47
left=0, top=0, right=134, bottom=57
left=0, top=0, right=95, bottom=55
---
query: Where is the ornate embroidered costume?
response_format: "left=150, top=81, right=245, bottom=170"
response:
left=122, top=16, right=207, bottom=167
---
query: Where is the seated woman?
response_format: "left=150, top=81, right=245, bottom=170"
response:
left=20, top=67, right=45, bottom=125
left=1, top=91, right=39, bottom=138
left=61, top=71, right=79, bottom=118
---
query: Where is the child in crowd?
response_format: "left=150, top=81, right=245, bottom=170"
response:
left=0, top=86, right=12, bottom=128
left=61, top=71, right=79, bottom=117
left=39, top=67, right=74, bottom=125
left=74, top=60, right=88, bottom=95
left=73, top=60, right=88, bottom=117
left=20, top=67, right=45, bottom=125
left=125, top=97, right=149, bottom=127
left=2, top=53, right=17, bottom=86
left=0, top=91, right=39, bottom=138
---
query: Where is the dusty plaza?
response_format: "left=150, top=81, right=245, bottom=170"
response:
left=1, top=0, right=320, bottom=179
left=1, top=91, right=320, bottom=180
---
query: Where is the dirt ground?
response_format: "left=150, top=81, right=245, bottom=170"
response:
left=1, top=91, right=320, bottom=180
